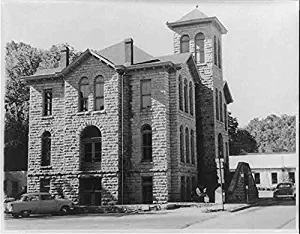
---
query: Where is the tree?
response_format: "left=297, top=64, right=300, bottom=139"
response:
left=246, top=114, right=296, bottom=153
left=228, top=112, right=258, bottom=155
left=4, top=41, right=81, bottom=171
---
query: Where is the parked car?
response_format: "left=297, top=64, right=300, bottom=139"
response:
left=273, top=182, right=296, bottom=200
left=6, top=192, right=74, bottom=218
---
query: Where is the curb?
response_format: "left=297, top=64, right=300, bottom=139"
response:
left=228, top=199, right=275, bottom=212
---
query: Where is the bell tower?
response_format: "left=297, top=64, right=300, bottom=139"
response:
left=167, top=7, right=233, bottom=201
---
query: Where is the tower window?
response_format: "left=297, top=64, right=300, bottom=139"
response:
left=43, top=89, right=52, bottom=116
left=184, top=79, right=188, bottom=113
left=195, top=33, right=205, bottom=64
left=214, top=36, right=218, bottom=66
left=178, top=76, right=183, bottom=111
left=180, top=35, right=190, bottom=53
left=191, top=129, right=195, bottom=164
left=189, top=82, right=193, bottom=116
left=224, top=104, right=227, bottom=131
left=218, top=39, right=222, bottom=69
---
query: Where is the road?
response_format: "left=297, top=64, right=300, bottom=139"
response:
left=3, top=199, right=298, bottom=231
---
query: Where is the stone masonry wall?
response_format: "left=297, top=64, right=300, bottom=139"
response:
left=28, top=55, right=120, bottom=204
left=126, top=68, right=171, bottom=203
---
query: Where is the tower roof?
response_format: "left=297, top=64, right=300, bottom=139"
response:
left=167, top=8, right=227, bottom=34
left=177, top=8, right=208, bottom=22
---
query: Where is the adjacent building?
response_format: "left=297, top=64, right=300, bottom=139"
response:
left=229, top=153, right=297, bottom=189
left=22, top=8, right=233, bottom=205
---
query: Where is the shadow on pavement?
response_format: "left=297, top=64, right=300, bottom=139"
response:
left=253, top=198, right=296, bottom=207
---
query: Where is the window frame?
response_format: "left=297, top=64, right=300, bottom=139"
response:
left=215, top=88, right=219, bottom=121
left=184, top=79, right=188, bottom=113
left=254, top=173, right=260, bottom=184
left=185, top=127, right=190, bottom=163
left=178, top=76, right=183, bottom=111
left=271, top=172, right=278, bottom=184
left=218, top=133, right=224, bottom=158
left=94, top=75, right=104, bottom=111
left=194, top=33, right=205, bottom=64
left=218, top=39, right=222, bottom=69
left=142, top=177, right=153, bottom=204
left=191, top=129, right=195, bottom=164
left=189, top=81, right=194, bottom=116
left=81, top=126, right=102, bottom=163
left=40, top=178, right=50, bottom=193
left=80, top=177, right=102, bottom=205
left=180, top=35, right=190, bottom=53
left=43, top=89, right=52, bottom=116
left=141, top=124, right=152, bottom=162
left=219, top=91, right=223, bottom=122
left=180, top=126, right=184, bottom=163
left=214, top=36, right=218, bottom=66
left=41, top=131, right=51, bottom=166
left=79, top=77, right=89, bottom=112
left=141, top=79, right=151, bottom=110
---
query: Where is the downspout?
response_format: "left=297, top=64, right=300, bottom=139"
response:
left=121, top=71, right=124, bottom=205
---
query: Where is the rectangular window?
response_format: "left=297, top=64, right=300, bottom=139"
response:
left=141, top=80, right=151, bottom=109
left=80, top=178, right=102, bottom=205
left=43, top=89, right=52, bottom=116
left=142, top=177, right=153, bottom=204
left=271, top=172, right=278, bottom=184
left=289, top=172, right=295, bottom=183
left=40, top=179, right=50, bottom=193
left=224, top=104, right=227, bottom=131
left=254, top=173, right=260, bottom=184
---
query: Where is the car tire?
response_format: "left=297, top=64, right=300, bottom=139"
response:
left=60, top=206, right=70, bottom=215
left=20, top=210, right=30, bottom=218
left=12, top=213, right=20, bottom=218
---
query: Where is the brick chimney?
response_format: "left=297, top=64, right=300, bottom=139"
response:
left=124, top=38, right=133, bottom=65
left=60, top=46, right=70, bottom=68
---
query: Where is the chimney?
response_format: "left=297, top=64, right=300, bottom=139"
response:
left=60, top=46, right=70, bottom=68
left=124, top=38, right=133, bottom=65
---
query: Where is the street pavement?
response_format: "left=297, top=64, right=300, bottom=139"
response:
left=2, top=199, right=298, bottom=232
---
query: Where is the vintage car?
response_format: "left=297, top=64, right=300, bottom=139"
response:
left=273, top=182, right=296, bottom=200
left=6, top=192, right=74, bottom=218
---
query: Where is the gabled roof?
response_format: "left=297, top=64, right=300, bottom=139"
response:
left=22, top=49, right=115, bottom=81
left=167, top=8, right=227, bottom=34
left=177, top=8, right=208, bottom=22
left=98, top=41, right=154, bottom=65
left=223, top=81, right=234, bottom=104
left=156, top=53, right=191, bottom=65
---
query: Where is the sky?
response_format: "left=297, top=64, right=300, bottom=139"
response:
left=1, top=0, right=299, bottom=127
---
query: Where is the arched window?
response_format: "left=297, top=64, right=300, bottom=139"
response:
left=218, top=39, right=222, bottom=69
left=224, top=103, right=227, bottom=131
left=178, top=76, right=183, bottom=111
left=195, top=33, right=205, bottom=64
left=81, top=126, right=102, bottom=162
left=79, top=77, right=89, bottom=112
left=215, top=88, right=219, bottom=121
left=218, top=133, right=224, bottom=158
left=142, top=124, right=152, bottom=162
left=219, top=91, right=223, bottom=122
left=189, top=82, right=193, bottom=116
left=185, top=127, right=190, bottom=163
left=191, top=129, right=195, bottom=164
left=180, top=126, right=184, bottom=163
left=41, top=131, right=51, bottom=166
left=94, top=76, right=104, bottom=111
left=184, top=79, right=188, bottom=113
left=180, top=35, right=190, bottom=53
left=214, top=36, right=217, bottom=66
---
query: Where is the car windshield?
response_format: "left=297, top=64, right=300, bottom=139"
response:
left=277, top=183, right=292, bottom=189
left=20, top=195, right=29, bottom=201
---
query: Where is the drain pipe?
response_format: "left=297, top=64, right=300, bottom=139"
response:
left=121, top=71, right=124, bottom=205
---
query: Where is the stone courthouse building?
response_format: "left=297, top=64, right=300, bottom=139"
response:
left=23, top=8, right=233, bottom=205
